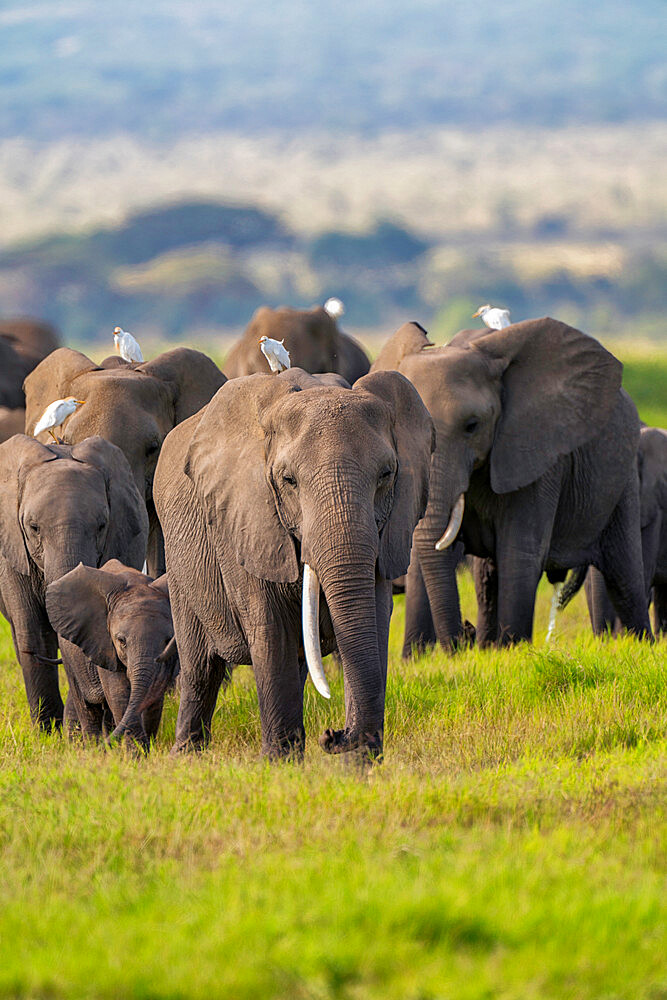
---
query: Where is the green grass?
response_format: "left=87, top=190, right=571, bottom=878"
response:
left=0, top=572, right=665, bottom=1000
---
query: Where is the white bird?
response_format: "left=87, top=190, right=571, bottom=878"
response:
left=33, top=397, right=85, bottom=443
left=113, top=326, right=144, bottom=363
left=324, top=297, right=345, bottom=320
left=472, top=304, right=511, bottom=330
left=259, top=335, right=291, bottom=373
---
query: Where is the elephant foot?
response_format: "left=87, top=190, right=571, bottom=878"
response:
left=319, top=727, right=383, bottom=760
left=169, top=736, right=208, bottom=756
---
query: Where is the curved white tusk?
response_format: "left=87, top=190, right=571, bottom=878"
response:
left=435, top=493, right=465, bottom=551
left=302, top=564, right=331, bottom=699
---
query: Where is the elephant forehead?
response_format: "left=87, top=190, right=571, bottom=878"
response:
left=111, top=586, right=171, bottom=620
left=401, top=347, right=496, bottom=400
left=22, top=458, right=106, bottom=505
left=268, top=385, right=390, bottom=438
left=74, top=370, right=173, bottom=414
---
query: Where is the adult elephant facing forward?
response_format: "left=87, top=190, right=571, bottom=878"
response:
left=154, top=367, right=433, bottom=759
left=372, top=318, right=651, bottom=650
left=24, top=347, right=225, bottom=576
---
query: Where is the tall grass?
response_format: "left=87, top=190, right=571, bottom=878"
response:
left=0, top=574, right=664, bottom=999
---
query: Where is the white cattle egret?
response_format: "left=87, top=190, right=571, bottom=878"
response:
left=113, top=327, right=144, bottom=363
left=324, top=297, right=345, bottom=319
left=33, top=397, right=85, bottom=443
left=259, top=335, right=291, bottom=372
left=472, top=304, right=511, bottom=330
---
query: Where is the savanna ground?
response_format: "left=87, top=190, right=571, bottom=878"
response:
left=0, top=349, right=665, bottom=1000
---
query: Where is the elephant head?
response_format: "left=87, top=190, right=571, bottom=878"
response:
left=373, top=317, right=623, bottom=551
left=183, top=367, right=433, bottom=755
left=223, top=305, right=370, bottom=384
left=24, top=346, right=225, bottom=575
left=0, top=435, right=148, bottom=585
left=46, top=561, right=177, bottom=748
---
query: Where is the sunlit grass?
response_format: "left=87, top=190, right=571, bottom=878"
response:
left=0, top=573, right=664, bottom=999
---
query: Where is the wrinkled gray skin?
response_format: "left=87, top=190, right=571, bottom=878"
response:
left=583, top=426, right=667, bottom=636
left=0, top=436, right=148, bottom=729
left=0, top=318, right=60, bottom=410
left=372, top=318, right=652, bottom=650
left=223, top=305, right=370, bottom=384
left=24, top=346, right=225, bottom=577
left=154, top=367, right=433, bottom=759
left=46, top=561, right=178, bottom=748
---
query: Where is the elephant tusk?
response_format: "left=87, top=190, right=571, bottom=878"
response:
left=435, top=493, right=465, bottom=551
left=302, top=564, right=331, bottom=699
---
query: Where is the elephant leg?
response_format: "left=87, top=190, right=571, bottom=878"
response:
left=472, top=557, right=498, bottom=647
left=250, top=626, right=305, bottom=760
left=63, top=688, right=81, bottom=733
left=10, top=617, right=63, bottom=729
left=402, top=548, right=436, bottom=659
left=652, top=585, right=667, bottom=636
left=61, top=664, right=106, bottom=739
left=584, top=567, right=618, bottom=635
left=142, top=697, right=165, bottom=742
left=597, top=481, right=652, bottom=638
left=171, top=609, right=228, bottom=752
left=98, top=670, right=131, bottom=728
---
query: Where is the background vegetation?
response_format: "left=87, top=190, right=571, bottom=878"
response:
left=0, top=346, right=664, bottom=999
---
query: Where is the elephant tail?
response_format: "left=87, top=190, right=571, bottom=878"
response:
left=558, top=565, right=589, bottom=610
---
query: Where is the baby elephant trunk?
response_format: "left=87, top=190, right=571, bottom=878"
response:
left=110, top=650, right=175, bottom=749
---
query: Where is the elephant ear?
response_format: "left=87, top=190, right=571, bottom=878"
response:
left=24, top=348, right=96, bottom=436
left=139, top=348, right=226, bottom=424
left=185, top=371, right=307, bottom=583
left=0, top=435, right=55, bottom=574
left=472, top=317, right=623, bottom=494
left=70, top=437, right=149, bottom=568
left=355, top=370, right=435, bottom=579
left=370, top=322, right=433, bottom=373
left=46, top=563, right=122, bottom=672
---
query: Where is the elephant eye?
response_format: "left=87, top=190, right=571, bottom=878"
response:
left=146, top=440, right=160, bottom=457
left=116, top=635, right=127, bottom=648
left=29, top=522, right=39, bottom=534
left=282, top=472, right=297, bottom=487
left=378, top=466, right=393, bottom=485
left=464, top=417, right=479, bottom=434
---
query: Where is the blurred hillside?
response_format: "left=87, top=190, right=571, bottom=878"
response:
left=2, top=194, right=664, bottom=343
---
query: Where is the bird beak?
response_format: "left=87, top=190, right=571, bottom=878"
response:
left=472, top=308, right=482, bottom=318
left=75, top=400, right=86, bottom=406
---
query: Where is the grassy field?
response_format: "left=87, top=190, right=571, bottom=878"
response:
left=0, top=343, right=665, bottom=999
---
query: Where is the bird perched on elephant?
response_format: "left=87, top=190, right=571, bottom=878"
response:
left=223, top=305, right=370, bottom=384
left=563, top=425, right=667, bottom=636
left=46, top=561, right=178, bottom=748
left=0, top=435, right=148, bottom=729
left=154, top=367, right=434, bottom=760
left=371, top=317, right=652, bottom=651
left=24, top=346, right=225, bottom=577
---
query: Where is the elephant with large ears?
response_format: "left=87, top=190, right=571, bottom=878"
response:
left=24, top=347, right=225, bottom=577
left=0, top=435, right=148, bottom=729
left=371, top=317, right=652, bottom=649
left=46, top=561, right=178, bottom=748
left=576, top=425, right=667, bottom=636
left=154, top=367, right=433, bottom=759
left=223, top=305, right=371, bottom=384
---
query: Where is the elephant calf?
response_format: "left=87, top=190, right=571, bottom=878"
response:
left=46, top=561, right=178, bottom=748
left=0, top=435, right=148, bottom=728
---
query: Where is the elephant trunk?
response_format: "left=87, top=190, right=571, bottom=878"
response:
left=413, top=444, right=471, bottom=647
left=307, top=521, right=384, bottom=756
left=110, top=657, right=159, bottom=749
left=44, top=527, right=99, bottom=586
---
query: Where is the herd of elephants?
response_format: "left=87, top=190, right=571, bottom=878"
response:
left=0, top=306, right=664, bottom=759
